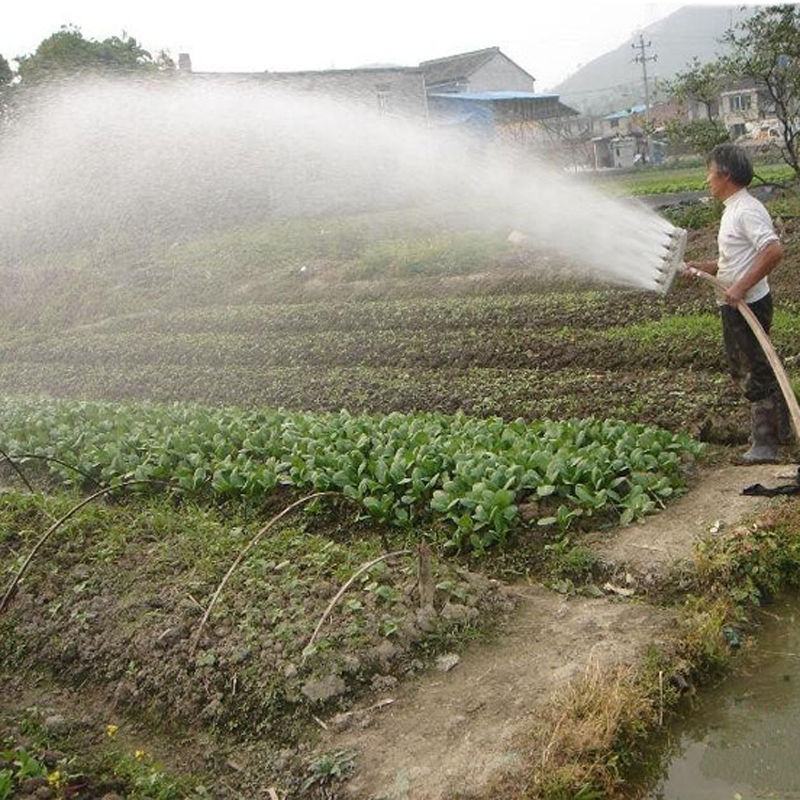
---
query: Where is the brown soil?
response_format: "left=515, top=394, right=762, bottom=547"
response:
left=315, top=463, right=793, bottom=800
left=3, top=465, right=796, bottom=799
left=329, top=589, right=672, bottom=800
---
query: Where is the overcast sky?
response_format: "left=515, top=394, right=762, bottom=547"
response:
left=2, top=1, right=770, bottom=90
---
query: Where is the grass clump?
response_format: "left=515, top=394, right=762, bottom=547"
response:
left=503, top=500, right=800, bottom=799
left=514, top=660, right=655, bottom=799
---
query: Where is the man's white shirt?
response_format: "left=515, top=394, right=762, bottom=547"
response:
left=716, top=187, right=780, bottom=305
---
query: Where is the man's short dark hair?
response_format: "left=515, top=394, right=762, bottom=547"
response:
left=707, top=143, right=753, bottom=187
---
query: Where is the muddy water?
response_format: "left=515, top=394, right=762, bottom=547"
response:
left=647, top=596, right=800, bottom=800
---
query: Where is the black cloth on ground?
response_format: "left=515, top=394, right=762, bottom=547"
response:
left=742, top=465, right=800, bottom=496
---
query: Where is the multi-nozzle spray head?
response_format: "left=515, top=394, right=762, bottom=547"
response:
left=652, top=227, right=688, bottom=295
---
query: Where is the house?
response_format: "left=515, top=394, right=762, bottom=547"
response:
left=421, top=48, right=579, bottom=154
left=654, top=73, right=781, bottom=144
left=590, top=135, right=635, bottom=169
left=597, top=104, right=647, bottom=138
left=427, top=91, right=580, bottom=158
left=177, top=53, right=428, bottom=119
left=419, top=46, right=535, bottom=94
left=719, top=79, right=780, bottom=142
left=589, top=105, right=646, bottom=169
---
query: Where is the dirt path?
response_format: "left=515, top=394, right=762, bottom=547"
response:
left=592, top=462, right=794, bottom=579
left=324, top=463, right=793, bottom=800
left=331, top=590, right=672, bottom=800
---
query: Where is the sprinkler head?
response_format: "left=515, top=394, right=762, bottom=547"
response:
left=652, top=227, right=688, bottom=295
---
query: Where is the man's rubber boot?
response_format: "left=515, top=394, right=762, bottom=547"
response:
left=737, top=395, right=780, bottom=464
left=774, top=391, right=793, bottom=445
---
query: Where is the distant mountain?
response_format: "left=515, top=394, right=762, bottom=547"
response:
left=552, top=4, right=755, bottom=114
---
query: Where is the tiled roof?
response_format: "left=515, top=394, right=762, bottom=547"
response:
left=429, top=91, right=557, bottom=101
left=420, top=47, right=534, bottom=86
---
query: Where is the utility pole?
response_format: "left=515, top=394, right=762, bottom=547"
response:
left=632, top=33, right=658, bottom=162
left=632, top=33, right=657, bottom=121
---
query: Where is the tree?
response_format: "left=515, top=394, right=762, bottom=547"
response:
left=667, top=57, right=727, bottom=121
left=15, top=25, right=174, bottom=84
left=664, top=119, right=729, bottom=156
left=0, top=54, right=14, bottom=129
left=0, top=54, right=12, bottom=86
left=721, top=4, right=800, bottom=177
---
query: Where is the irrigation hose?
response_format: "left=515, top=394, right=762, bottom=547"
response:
left=689, top=269, right=800, bottom=445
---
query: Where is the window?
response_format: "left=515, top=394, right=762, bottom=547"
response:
left=376, top=85, right=390, bottom=114
left=730, top=123, right=747, bottom=139
left=610, top=118, right=619, bottom=128
left=730, top=94, right=752, bottom=112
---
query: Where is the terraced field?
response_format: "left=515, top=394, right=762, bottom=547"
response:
left=2, top=216, right=799, bottom=439
left=596, top=160, right=795, bottom=196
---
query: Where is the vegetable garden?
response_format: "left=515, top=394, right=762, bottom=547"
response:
left=0, top=400, right=701, bottom=550
left=1, top=196, right=798, bottom=798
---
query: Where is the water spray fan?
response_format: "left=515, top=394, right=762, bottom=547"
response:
left=652, top=227, right=688, bottom=295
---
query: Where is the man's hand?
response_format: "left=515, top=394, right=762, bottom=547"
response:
left=684, top=260, right=717, bottom=274
left=724, top=282, right=747, bottom=306
left=681, top=261, right=707, bottom=281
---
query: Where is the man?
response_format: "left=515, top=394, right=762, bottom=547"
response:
left=685, top=143, right=785, bottom=463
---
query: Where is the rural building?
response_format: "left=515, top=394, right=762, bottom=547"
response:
left=178, top=53, right=428, bottom=119
left=421, top=48, right=579, bottom=155
left=419, top=46, right=536, bottom=94
left=718, top=80, right=781, bottom=143
left=591, top=105, right=647, bottom=168
left=591, top=135, right=637, bottom=168
left=596, top=104, right=647, bottom=138
left=427, top=91, right=578, bottom=137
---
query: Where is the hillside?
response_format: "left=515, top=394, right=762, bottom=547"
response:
left=552, top=4, right=754, bottom=114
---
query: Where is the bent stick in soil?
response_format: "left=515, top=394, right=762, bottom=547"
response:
left=0, top=447, right=36, bottom=494
left=304, top=548, right=413, bottom=661
left=0, top=479, right=164, bottom=614
left=695, top=270, right=800, bottom=442
left=189, top=491, right=337, bottom=654
left=2, top=452, right=103, bottom=489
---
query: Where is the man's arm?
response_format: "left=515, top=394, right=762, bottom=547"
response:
left=724, top=240, right=784, bottom=305
left=684, top=258, right=718, bottom=275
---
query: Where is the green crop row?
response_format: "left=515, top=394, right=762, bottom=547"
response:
left=19, top=304, right=800, bottom=378
left=0, top=399, right=702, bottom=551
left=604, top=163, right=795, bottom=196
left=71, top=289, right=664, bottom=337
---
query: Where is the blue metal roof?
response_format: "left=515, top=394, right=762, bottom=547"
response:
left=429, top=91, right=559, bottom=101
left=604, top=104, right=647, bottom=120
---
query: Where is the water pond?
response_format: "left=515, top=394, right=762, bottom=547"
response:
left=647, top=596, right=800, bottom=800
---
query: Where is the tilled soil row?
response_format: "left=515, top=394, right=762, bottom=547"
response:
left=0, top=363, right=747, bottom=440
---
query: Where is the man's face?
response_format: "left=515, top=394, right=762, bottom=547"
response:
left=706, top=160, right=733, bottom=200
